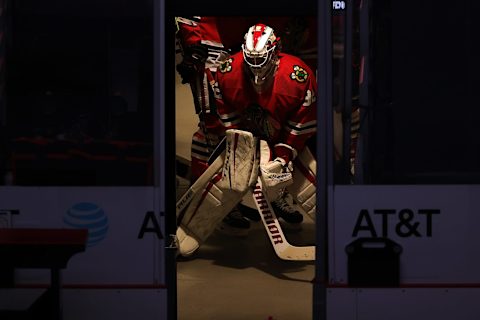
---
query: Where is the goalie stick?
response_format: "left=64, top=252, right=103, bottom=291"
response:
left=251, top=175, right=315, bottom=261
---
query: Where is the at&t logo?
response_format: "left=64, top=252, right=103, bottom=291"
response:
left=64, top=202, right=109, bottom=247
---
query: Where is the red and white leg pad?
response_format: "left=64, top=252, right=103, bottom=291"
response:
left=288, top=146, right=317, bottom=220
left=177, top=171, right=244, bottom=256
left=176, top=130, right=259, bottom=257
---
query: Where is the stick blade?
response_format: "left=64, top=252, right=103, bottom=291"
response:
left=276, top=245, right=315, bottom=261
left=251, top=178, right=316, bottom=261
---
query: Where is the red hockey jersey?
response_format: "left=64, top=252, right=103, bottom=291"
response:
left=214, top=52, right=317, bottom=155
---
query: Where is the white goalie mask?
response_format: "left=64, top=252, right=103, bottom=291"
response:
left=242, top=23, right=280, bottom=88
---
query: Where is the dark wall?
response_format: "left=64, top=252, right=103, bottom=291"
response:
left=371, top=0, right=480, bottom=183
left=7, top=0, right=153, bottom=141
left=2, top=0, right=154, bottom=185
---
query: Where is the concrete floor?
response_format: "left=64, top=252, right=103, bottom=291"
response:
left=176, top=215, right=316, bottom=320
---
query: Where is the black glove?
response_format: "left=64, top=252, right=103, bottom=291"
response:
left=185, top=44, right=208, bottom=64
left=176, top=61, right=196, bottom=84
left=176, top=44, right=209, bottom=84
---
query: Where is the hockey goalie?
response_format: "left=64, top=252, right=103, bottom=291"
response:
left=176, top=23, right=317, bottom=260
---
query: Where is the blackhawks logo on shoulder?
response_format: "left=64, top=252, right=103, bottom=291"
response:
left=219, top=58, right=233, bottom=73
left=290, top=65, right=308, bottom=83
